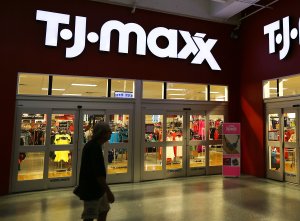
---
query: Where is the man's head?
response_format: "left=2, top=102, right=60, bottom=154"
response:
left=92, top=122, right=112, bottom=143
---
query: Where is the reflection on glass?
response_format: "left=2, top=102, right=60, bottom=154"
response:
left=268, top=113, right=280, bottom=141
left=166, top=115, right=183, bottom=141
left=284, top=148, right=296, bottom=174
left=190, top=145, right=206, bottom=168
left=109, top=114, right=129, bottom=143
left=145, top=115, right=163, bottom=142
left=48, top=150, right=72, bottom=178
left=269, top=146, right=280, bottom=170
left=52, top=75, right=107, bottom=97
left=111, top=79, right=135, bottom=98
left=209, top=115, right=223, bottom=140
left=190, top=115, right=206, bottom=140
left=210, top=85, right=228, bottom=101
left=167, top=82, right=207, bottom=100
left=166, top=146, right=183, bottom=170
left=107, top=148, right=128, bottom=174
left=83, top=114, right=105, bottom=143
left=284, top=113, right=296, bottom=143
left=20, top=113, right=47, bottom=146
left=18, top=73, right=49, bottom=95
left=144, top=147, right=162, bottom=171
left=51, top=114, right=75, bottom=145
left=143, top=81, right=163, bottom=99
left=17, top=152, right=44, bottom=181
left=263, top=79, right=277, bottom=98
left=209, top=145, right=223, bottom=166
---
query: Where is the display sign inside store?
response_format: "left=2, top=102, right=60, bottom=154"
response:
left=264, top=16, right=300, bottom=60
left=114, top=91, right=133, bottom=98
left=36, top=10, right=221, bottom=70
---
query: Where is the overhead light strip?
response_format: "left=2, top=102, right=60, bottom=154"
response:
left=71, top=83, right=97, bottom=87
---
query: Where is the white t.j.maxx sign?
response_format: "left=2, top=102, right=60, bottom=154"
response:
left=264, top=16, right=300, bottom=60
left=36, top=10, right=221, bottom=70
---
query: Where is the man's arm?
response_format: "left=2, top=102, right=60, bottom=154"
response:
left=97, top=176, right=115, bottom=203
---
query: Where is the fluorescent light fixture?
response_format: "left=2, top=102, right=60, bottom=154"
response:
left=210, top=91, right=220, bottom=94
left=71, top=83, right=97, bottom=87
left=169, top=94, right=186, bottom=96
left=62, top=93, right=82, bottom=96
left=269, top=87, right=277, bottom=90
left=167, top=88, right=185, bottom=91
left=170, top=97, right=185, bottom=100
left=42, top=88, right=65, bottom=91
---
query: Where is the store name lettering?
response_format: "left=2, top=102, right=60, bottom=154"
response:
left=36, top=10, right=221, bottom=70
left=264, top=16, right=300, bottom=60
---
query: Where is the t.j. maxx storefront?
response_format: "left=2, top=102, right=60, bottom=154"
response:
left=1, top=0, right=300, bottom=195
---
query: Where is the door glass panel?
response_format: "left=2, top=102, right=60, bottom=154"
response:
left=284, top=113, right=296, bottom=143
left=209, top=145, right=223, bottom=166
left=20, top=113, right=47, bottom=146
left=83, top=114, right=105, bottom=143
left=269, top=146, right=280, bottom=170
left=48, top=150, right=72, bottom=178
left=268, top=113, right=280, bottom=141
left=109, top=114, right=129, bottom=143
left=51, top=114, right=75, bottom=145
left=284, top=147, right=297, bottom=174
left=166, top=146, right=183, bottom=170
left=145, top=115, right=163, bottom=142
left=189, top=145, right=206, bottom=168
left=144, top=147, right=162, bottom=171
left=189, top=115, right=206, bottom=140
left=107, top=148, right=128, bottom=174
left=166, top=115, right=183, bottom=141
left=17, top=152, right=44, bottom=181
left=209, top=115, right=223, bottom=140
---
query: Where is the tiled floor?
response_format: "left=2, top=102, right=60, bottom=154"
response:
left=1, top=175, right=300, bottom=221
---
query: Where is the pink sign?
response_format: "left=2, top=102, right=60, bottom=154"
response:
left=222, top=123, right=241, bottom=177
left=223, top=123, right=240, bottom=134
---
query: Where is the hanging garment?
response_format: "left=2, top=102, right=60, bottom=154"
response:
left=54, top=134, right=71, bottom=145
left=54, top=151, right=70, bottom=162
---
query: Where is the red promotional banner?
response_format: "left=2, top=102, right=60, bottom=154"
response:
left=222, top=123, right=241, bottom=177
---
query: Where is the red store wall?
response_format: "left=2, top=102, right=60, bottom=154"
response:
left=1, top=0, right=240, bottom=195
left=239, top=0, right=300, bottom=177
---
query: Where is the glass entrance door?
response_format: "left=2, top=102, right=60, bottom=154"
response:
left=283, top=109, right=298, bottom=184
left=187, top=113, right=207, bottom=176
left=142, top=111, right=165, bottom=180
left=106, top=111, right=132, bottom=183
left=78, top=110, right=133, bottom=184
left=165, top=113, right=186, bottom=178
left=266, top=109, right=283, bottom=181
left=141, top=110, right=225, bottom=181
left=12, top=108, right=78, bottom=192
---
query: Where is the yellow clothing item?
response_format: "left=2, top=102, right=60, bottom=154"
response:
left=54, top=151, right=70, bottom=162
left=54, top=134, right=71, bottom=145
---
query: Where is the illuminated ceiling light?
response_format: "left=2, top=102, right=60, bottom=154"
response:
left=71, top=83, right=97, bottom=87
left=210, top=91, right=220, bottom=94
left=42, top=88, right=65, bottom=91
left=269, top=87, right=277, bottom=90
left=62, top=93, right=82, bottom=96
left=171, top=97, right=185, bottom=100
left=167, top=88, right=185, bottom=91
